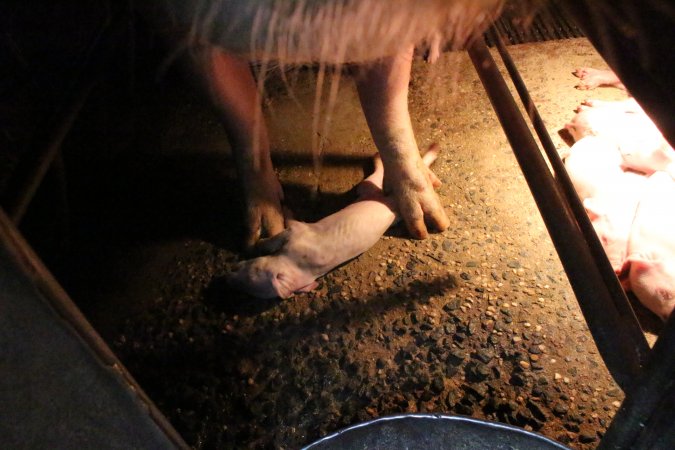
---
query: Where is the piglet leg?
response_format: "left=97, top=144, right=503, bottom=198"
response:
left=573, top=67, right=625, bottom=90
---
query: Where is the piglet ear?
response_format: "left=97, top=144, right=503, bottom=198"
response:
left=296, top=281, right=319, bottom=293
left=253, top=229, right=291, bottom=256
left=625, top=254, right=660, bottom=272
left=618, top=259, right=632, bottom=291
left=271, top=272, right=293, bottom=299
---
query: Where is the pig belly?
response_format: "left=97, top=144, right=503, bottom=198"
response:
left=628, top=172, right=675, bottom=260
left=587, top=206, right=635, bottom=272
left=297, top=199, right=397, bottom=278
left=568, top=147, right=646, bottom=272
left=155, top=0, right=502, bottom=64
left=619, top=140, right=675, bottom=178
left=563, top=136, right=624, bottom=200
left=585, top=191, right=642, bottom=272
left=624, top=171, right=675, bottom=320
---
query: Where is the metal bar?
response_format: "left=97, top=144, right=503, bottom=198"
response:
left=493, top=19, right=511, bottom=46
left=535, top=7, right=561, bottom=40
left=0, top=7, right=125, bottom=224
left=2, top=81, right=94, bottom=224
left=599, top=314, right=675, bottom=449
left=467, top=38, right=643, bottom=390
left=499, top=16, right=518, bottom=45
left=0, top=206, right=190, bottom=449
left=547, top=1, right=573, bottom=39
left=489, top=28, right=649, bottom=367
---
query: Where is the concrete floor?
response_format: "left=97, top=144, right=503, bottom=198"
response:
left=52, top=37, right=663, bottom=448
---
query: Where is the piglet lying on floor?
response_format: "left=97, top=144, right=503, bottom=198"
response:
left=227, top=148, right=441, bottom=299
left=621, top=171, right=675, bottom=321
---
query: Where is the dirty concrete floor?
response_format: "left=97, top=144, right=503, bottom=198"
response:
left=54, top=38, right=663, bottom=449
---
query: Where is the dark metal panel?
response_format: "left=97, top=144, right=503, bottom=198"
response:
left=599, top=314, right=675, bottom=450
left=0, top=207, right=189, bottom=449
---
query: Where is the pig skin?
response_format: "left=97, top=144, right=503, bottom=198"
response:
left=622, top=171, right=675, bottom=321
left=563, top=76, right=675, bottom=320
left=562, top=136, right=625, bottom=201
left=582, top=171, right=646, bottom=273
left=565, top=101, right=675, bottom=178
left=227, top=149, right=440, bottom=299
left=562, top=136, right=646, bottom=271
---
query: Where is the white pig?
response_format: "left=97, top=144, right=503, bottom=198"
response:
left=227, top=149, right=440, bottom=298
left=562, top=136, right=647, bottom=271
left=562, top=135, right=625, bottom=200
left=565, top=102, right=675, bottom=178
left=582, top=170, right=645, bottom=273
left=622, top=171, right=675, bottom=321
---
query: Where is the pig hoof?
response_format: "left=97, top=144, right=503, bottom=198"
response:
left=573, top=68, right=589, bottom=78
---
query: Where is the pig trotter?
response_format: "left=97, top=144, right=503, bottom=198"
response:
left=573, top=67, right=625, bottom=90
left=242, top=166, right=286, bottom=251
left=228, top=148, right=443, bottom=299
left=355, top=46, right=449, bottom=239
left=385, top=151, right=448, bottom=239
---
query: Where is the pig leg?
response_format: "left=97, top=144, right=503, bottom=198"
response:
left=356, top=146, right=439, bottom=199
left=355, top=153, right=385, bottom=199
left=355, top=46, right=449, bottom=239
left=228, top=148, right=442, bottom=299
left=573, top=67, right=625, bottom=90
left=187, top=46, right=285, bottom=250
left=582, top=98, right=641, bottom=113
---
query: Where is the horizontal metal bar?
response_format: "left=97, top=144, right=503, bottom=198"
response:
left=467, top=38, right=643, bottom=390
